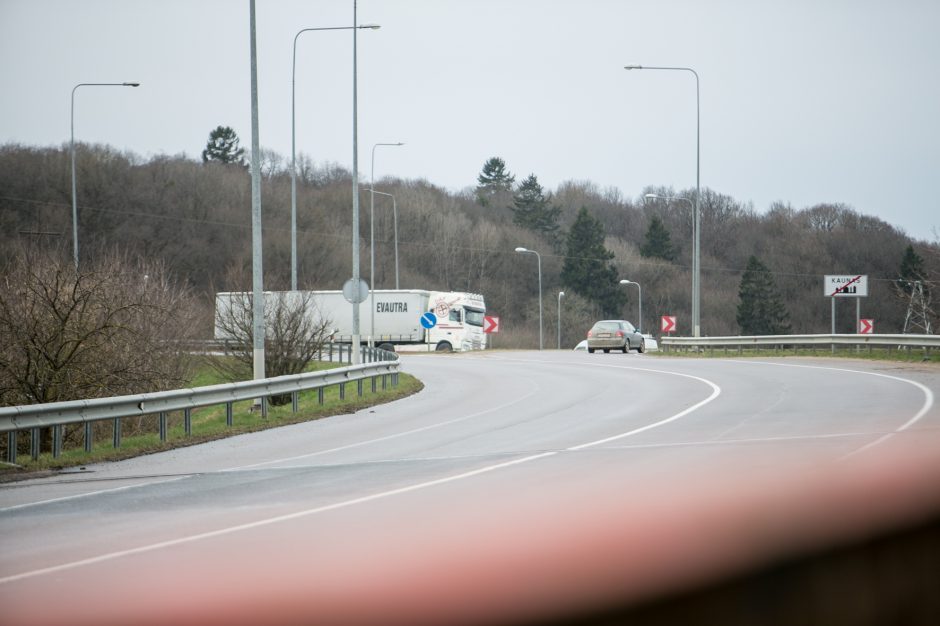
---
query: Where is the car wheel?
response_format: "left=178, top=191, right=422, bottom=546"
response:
left=637, top=339, right=646, bottom=354
left=588, top=347, right=595, bottom=354
left=621, top=344, right=628, bottom=353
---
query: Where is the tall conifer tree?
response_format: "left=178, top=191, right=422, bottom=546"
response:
left=736, top=256, right=791, bottom=335
left=562, top=207, right=625, bottom=317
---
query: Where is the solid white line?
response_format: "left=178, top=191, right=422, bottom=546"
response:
left=1, top=360, right=721, bottom=584
left=223, top=384, right=543, bottom=472
left=0, top=451, right=557, bottom=585
left=0, top=477, right=188, bottom=514
left=728, top=360, right=935, bottom=457
left=568, top=365, right=721, bottom=450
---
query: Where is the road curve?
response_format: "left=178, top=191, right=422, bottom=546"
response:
left=1, top=352, right=938, bottom=625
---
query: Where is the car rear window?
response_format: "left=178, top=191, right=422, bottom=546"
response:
left=592, top=322, right=621, bottom=331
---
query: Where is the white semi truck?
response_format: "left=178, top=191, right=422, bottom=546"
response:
left=215, top=289, right=487, bottom=352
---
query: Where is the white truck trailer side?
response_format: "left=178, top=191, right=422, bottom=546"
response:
left=215, top=289, right=486, bottom=352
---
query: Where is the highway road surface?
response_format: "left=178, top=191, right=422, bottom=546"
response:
left=2, top=351, right=939, bottom=625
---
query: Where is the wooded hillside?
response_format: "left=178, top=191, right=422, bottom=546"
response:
left=1, top=142, right=937, bottom=347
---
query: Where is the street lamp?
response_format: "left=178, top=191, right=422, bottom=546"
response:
left=619, top=279, right=642, bottom=334
left=371, top=190, right=399, bottom=289
left=290, top=23, right=379, bottom=291
left=370, top=142, right=404, bottom=346
left=557, top=291, right=565, bottom=350
left=625, top=64, right=701, bottom=337
left=644, top=192, right=692, bottom=333
left=70, top=81, right=139, bottom=268
left=515, top=247, right=542, bottom=350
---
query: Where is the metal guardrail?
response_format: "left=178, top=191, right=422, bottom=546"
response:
left=1, top=347, right=400, bottom=464
left=661, top=333, right=940, bottom=353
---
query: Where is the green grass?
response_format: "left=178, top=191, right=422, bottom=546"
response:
left=651, top=345, right=939, bottom=363
left=0, top=359, right=423, bottom=477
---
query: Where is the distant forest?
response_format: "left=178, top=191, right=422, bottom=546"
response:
left=1, top=142, right=937, bottom=347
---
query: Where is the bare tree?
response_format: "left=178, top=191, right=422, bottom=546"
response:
left=213, top=269, right=332, bottom=404
left=0, top=244, right=200, bottom=450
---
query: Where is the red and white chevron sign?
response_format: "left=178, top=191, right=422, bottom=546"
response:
left=858, top=319, right=874, bottom=334
left=661, top=315, right=677, bottom=334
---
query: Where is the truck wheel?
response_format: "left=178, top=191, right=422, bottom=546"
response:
left=435, top=341, right=453, bottom=352
left=378, top=343, right=394, bottom=353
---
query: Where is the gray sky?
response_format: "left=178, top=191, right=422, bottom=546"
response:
left=2, top=0, right=938, bottom=242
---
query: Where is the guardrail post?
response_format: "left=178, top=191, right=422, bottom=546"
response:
left=113, top=418, right=122, bottom=448
left=159, top=412, right=168, bottom=441
left=357, top=379, right=364, bottom=397
left=184, top=408, right=192, bottom=436
left=339, top=382, right=346, bottom=400
left=7, top=432, right=16, bottom=464
left=382, top=374, right=387, bottom=390
left=261, top=396, right=269, bottom=419
left=84, top=422, right=93, bottom=453
left=371, top=376, right=377, bottom=393
left=52, top=425, right=62, bottom=458
left=30, top=428, right=39, bottom=460
left=291, top=391, right=299, bottom=413
left=226, top=403, right=233, bottom=427
left=318, top=387, right=324, bottom=405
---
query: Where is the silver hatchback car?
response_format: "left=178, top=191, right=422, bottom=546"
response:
left=586, top=320, right=645, bottom=354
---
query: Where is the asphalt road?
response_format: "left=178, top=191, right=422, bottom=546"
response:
left=1, top=351, right=938, bottom=625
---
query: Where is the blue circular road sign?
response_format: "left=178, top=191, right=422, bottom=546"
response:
left=420, top=311, right=437, bottom=329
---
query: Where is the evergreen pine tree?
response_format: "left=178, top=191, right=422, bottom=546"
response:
left=201, top=126, right=245, bottom=165
left=897, top=244, right=930, bottom=298
left=475, top=157, right=515, bottom=206
left=511, top=174, right=562, bottom=244
left=639, top=215, right=677, bottom=261
left=736, top=256, right=791, bottom=335
left=561, top=207, right=625, bottom=317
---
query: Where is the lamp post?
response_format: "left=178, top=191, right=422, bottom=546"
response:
left=515, top=247, right=542, bottom=350
left=619, top=279, right=642, bottom=334
left=644, top=192, right=692, bottom=333
left=625, top=64, right=700, bottom=337
left=70, top=81, right=139, bottom=269
left=291, top=23, right=379, bottom=291
left=557, top=291, right=565, bottom=349
left=370, top=142, right=404, bottom=345
left=371, top=190, right=399, bottom=289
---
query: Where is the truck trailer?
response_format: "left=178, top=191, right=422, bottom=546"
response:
left=215, top=289, right=487, bottom=352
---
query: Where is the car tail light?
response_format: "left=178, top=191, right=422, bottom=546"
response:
left=587, top=330, right=593, bottom=338
left=616, top=330, right=624, bottom=337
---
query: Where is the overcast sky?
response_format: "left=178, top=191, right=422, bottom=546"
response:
left=2, top=0, right=938, bottom=242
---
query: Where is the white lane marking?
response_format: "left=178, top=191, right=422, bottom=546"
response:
left=0, top=452, right=557, bottom=585
left=224, top=384, right=543, bottom=472
left=1, top=372, right=543, bottom=511
left=1, top=361, right=720, bottom=584
left=728, top=360, right=935, bottom=456
left=568, top=366, right=721, bottom=451
left=0, top=477, right=188, bottom=514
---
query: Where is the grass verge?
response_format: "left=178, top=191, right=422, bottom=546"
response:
left=650, top=346, right=939, bottom=363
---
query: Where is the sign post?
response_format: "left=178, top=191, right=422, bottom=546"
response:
left=824, top=275, right=868, bottom=335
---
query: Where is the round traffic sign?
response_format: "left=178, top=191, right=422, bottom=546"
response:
left=342, top=278, right=370, bottom=304
left=420, top=311, right=437, bottom=329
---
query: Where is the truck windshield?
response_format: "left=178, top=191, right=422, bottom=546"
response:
left=464, top=307, right=484, bottom=327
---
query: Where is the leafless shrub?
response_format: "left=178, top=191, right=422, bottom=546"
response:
left=212, top=268, right=332, bottom=405
left=0, top=244, right=200, bottom=451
